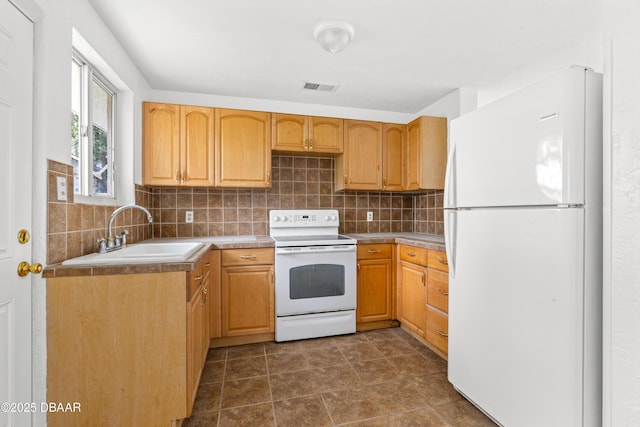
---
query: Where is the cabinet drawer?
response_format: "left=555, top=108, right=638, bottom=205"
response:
left=357, top=244, right=392, bottom=260
left=427, top=268, right=448, bottom=312
left=188, top=252, right=212, bottom=300
left=221, top=248, right=274, bottom=266
left=427, top=250, right=449, bottom=272
left=425, top=305, right=448, bottom=355
left=399, top=245, right=428, bottom=265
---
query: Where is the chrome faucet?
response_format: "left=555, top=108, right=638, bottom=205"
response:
left=98, top=204, right=154, bottom=252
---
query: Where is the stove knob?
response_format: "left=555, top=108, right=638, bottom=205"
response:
left=274, top=216, right=281, bottom=222
left=331, top=215, right=338, bottom=221
left=282, top=216, right=288, bottom=222
left=324, top=215, right=330, bottom=221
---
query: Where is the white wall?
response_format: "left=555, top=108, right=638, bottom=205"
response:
left=602, top=0, right=640, bottom=424
left=27, top=1, right=151, bottom=424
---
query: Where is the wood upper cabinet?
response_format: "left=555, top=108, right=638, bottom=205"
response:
left=221, top=248, right=274, bottom=337
left=336, top=119, right=383, bottom=190
left=357, top=244, right=393, bottom=323
left=406, top=116, right=448, bottom=190
left=215, top=108, right=271, bottom=188
left=143, top=102, right=214, bottom=186
left=382, top=123, right=405, bottom=191
left=272, top=113, right=343, bottom=154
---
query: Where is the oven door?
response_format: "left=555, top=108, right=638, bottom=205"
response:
left=275, top=245, right=356, bottom=316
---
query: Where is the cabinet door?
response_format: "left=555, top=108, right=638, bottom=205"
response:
left=338, top=120, right=382, bottom=190
left=272, top=113, right=308, bottom=152
left=215, top=109, right=272, bottom=188
left=406, top=118, right=421, bottom=191
left=209, top=250, right=222, bottom=339
left=406, top=116, right=447, bottom=190
left=143, top=102, right=181, bottom=185
left=357, top=259, right=393, bottom=322
left=181, top=106, right=214, bottom=186
left=427, top=268, right=448, bottom=312
left=383, top=123, right=405, bottom=191
left=221, top=265, right=274, bottom=336
left=425, top=305, right=448, bottom=355
left=398, top=260, right=426, bottom=337
left=309, top=116, right=343, bottom=153
left=187, top=287, right=203, bottom=414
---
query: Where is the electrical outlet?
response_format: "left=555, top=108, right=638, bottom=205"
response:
left=185, top=211, right=194, bottom=223
left=367, top=211, right=373, bottom=222
left=56, top=176, right=67, bottom=201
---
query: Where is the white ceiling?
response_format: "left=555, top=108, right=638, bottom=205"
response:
left=88, top=0, right=602, bottom=114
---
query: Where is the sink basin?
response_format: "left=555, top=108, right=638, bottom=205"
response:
left=61, top=242, right=206, bottom=266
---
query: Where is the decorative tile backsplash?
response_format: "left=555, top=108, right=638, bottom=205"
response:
left=47, top=155, right=444, bottom=263
left=46, top=160, right=153, bottom=264
left=150, top=155, right=444, bottom=237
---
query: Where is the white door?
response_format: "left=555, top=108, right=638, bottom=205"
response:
left=0, top=1, right=34, bottom=426
left=446, top=207, right=584, bottom=427
left=447, top=67, right=587, bottom=209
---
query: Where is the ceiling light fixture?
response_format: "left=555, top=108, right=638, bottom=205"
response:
left=314, top=21, right=355, bottom=55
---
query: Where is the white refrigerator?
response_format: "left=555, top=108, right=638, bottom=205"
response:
left=444, top=67, right=602, bottom=427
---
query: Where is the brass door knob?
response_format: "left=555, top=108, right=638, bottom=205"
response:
left=17, top=261, right=43, bottom=277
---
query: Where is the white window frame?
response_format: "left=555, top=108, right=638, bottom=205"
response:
left=71, top=49, right=117, bottom=201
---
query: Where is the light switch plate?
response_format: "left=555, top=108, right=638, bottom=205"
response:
left=56, top=176, right=67, bottom=201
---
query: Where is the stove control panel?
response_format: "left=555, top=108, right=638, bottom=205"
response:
left=269, top=209, right=339, bottom=228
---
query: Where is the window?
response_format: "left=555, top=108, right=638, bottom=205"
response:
left=71, top=51, right=116, bottom=199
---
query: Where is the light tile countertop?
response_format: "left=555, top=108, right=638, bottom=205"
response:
left=43, top=233, right=445, bottom=278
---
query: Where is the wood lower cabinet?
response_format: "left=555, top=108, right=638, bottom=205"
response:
left=398, top=257, right=427, bottom=337
left=357, top=244, right=393, bottom=323
left=272, top=113, right=343, bottom=154
left=425, top=250, right=449, bottom=355
left=215, top=108, right=271, bottom=188
left=143, top=102, right=215, bottom=186
left=221, top=248, right=274, bottom=337
left=336, top=119, right=383, bottom=190
left=46, top=250, right=213, bottom=426
left=209, top=250, right=222, bottom=338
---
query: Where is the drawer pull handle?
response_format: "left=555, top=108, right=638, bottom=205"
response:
left=367, top=249, right=381, bottom=254
left=438, top=257, right=448, bottom=265
left=194, top=275, right=203, bottom=281
left=407, top=252, right=417, bottom=257
left=205, top=262, right=211, bottom=267
left=438, top=289, right=449, bottom=296
left=240, top=255, right=257, bottom=259
left=436, top=329, right=448, bottom=338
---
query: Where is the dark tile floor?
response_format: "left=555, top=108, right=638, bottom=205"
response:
left=184, top=327, right=496, bottom=426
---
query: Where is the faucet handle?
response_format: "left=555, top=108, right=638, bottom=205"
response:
left=97, top=238, right=107, bottom=253
left=120, top=230, right=129, bottom=247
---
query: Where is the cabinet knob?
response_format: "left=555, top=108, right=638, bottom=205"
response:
left=436, top=329, right=448, bottom=338
left=438, top=289, right=449, bottom=296
left=438, top=257, right=448, bottom=265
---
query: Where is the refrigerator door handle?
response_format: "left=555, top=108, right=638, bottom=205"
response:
left=444, top=139, right=457, bottom=209
left=444, top=210, right=456, bottom=278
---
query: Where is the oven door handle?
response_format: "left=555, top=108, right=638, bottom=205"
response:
left=276, top=246, right=356, bottom=255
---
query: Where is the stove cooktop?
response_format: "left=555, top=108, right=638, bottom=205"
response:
left=272, top=234, right=356, bottom=247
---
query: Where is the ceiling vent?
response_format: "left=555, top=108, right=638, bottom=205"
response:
left=303, top=82, right=338, bottom=92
